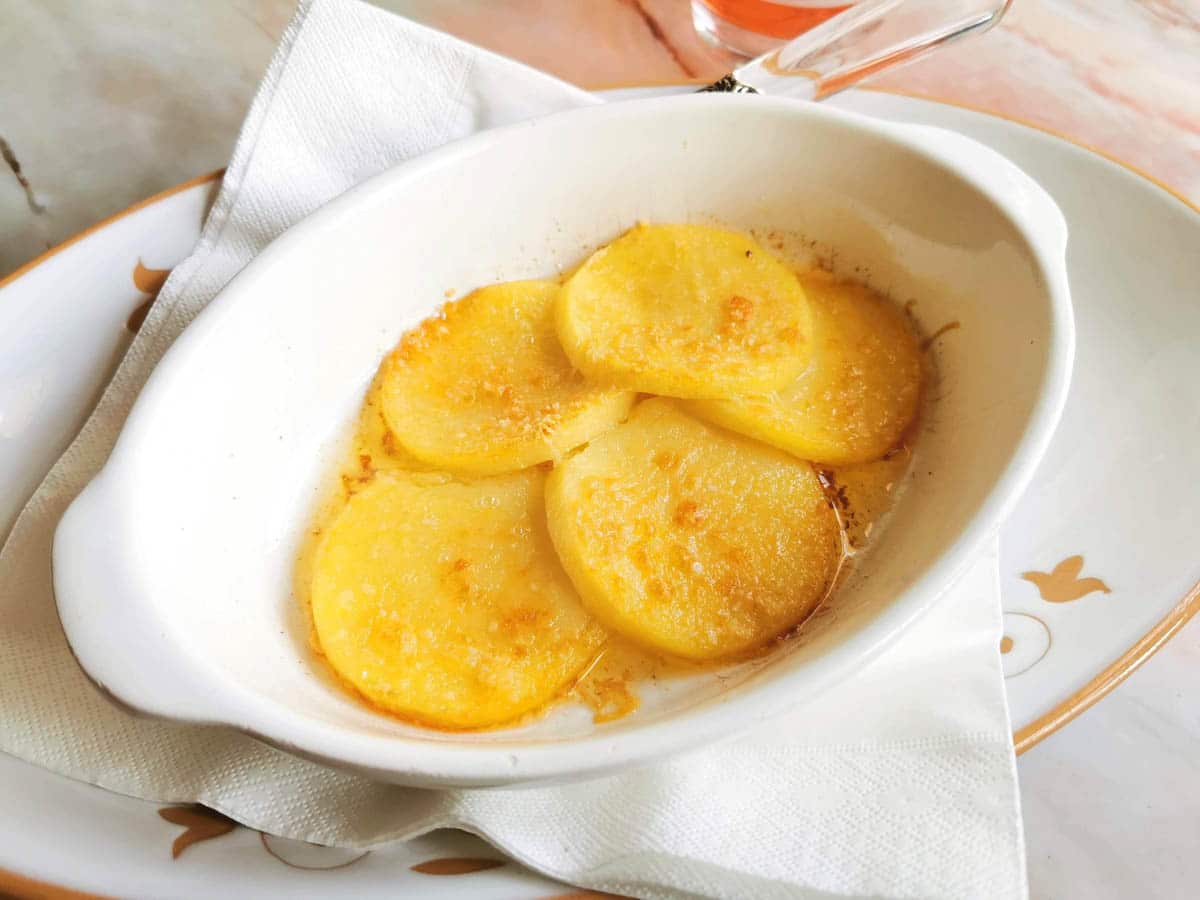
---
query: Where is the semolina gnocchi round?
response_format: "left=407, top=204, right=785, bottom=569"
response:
left=380, top=280, right=635, bottom=475
left=545, top=398, right=842, bottom=661
left=310, top=469, right=607, bottom=729
left=556, top=224, right=813, bottom=399
left=686, top=271, right=922, bottom=465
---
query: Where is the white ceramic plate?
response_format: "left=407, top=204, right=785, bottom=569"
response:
left=1, top=88, right=1197, bottom=896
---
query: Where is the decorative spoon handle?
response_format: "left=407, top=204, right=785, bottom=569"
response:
left=703, top=0, right=1011, bottom=99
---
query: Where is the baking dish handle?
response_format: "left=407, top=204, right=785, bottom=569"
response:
left=53, top=473, right=231, bottom=727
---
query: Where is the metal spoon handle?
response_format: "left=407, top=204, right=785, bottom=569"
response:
left=704, top=0, right=1011, bottom=99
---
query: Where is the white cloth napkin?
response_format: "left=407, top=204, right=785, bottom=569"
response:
left=0, top=1, right=1026, bottom=896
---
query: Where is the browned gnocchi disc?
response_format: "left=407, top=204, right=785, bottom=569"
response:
left=545, top=399, right=842, bottom=660
left=311, top=469, right=607, bottom=728
left=380, top=280, right=635, bottom=475
left=687, top=271, right=922, bottom=465
left=556, top=224, right=813, bottom=399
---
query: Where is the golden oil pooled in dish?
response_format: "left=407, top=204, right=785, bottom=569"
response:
left=380, top=280, right=635, bottom=475
left=546, top=398, right=842, bottom=661
left=820, top=443, right=916, bottom=553
left=300, top=223, right=928, bottom=730
left=686, top=269, right=922, bottom=466
left=557, top=223, right=813, bottom=399
left=568, top=635, right=716, bottom=723
left=346, top=371, right=432, bottom=485
left=309, top=469, right=606, bottom=730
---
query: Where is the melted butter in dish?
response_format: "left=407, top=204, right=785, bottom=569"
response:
left=297, top=225, right=928, bottom=731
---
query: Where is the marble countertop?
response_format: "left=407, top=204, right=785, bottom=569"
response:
left=2, top=1, right=1199, bottom=897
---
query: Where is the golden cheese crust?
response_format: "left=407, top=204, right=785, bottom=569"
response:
left=556, top=224, right=813, bottom=399
left=311, top=469, right=606, bottom=729
left=546, top=399, right=842, bottom=661
left=687, top=271, right=922, bottom=465
left=381, top=280, right=634, bottom=475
